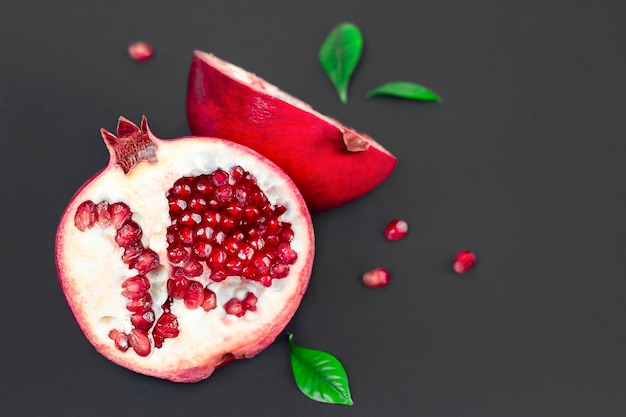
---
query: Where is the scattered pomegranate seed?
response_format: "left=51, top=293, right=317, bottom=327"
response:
left=452, top=250, right=477, bottom=273
left=362, top=268, right=390, bottom=288
left=384, top=219, right=408, bottom=240
left=128, top=42, right=154, bottom=62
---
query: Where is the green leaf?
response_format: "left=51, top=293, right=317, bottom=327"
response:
left=367, top=81, right=441, bottom=102
left=319, top=22, right=363, bottom=103
left=287, top=333, right=353, bottom=406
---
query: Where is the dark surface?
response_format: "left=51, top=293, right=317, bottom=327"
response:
left=2, top=0, right=626, bottom=416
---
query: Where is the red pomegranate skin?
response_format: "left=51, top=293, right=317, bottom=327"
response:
left=187, top=51, right=398, bottom=212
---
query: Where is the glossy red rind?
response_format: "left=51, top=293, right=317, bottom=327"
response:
left=187, top=51, right=397, bottom=212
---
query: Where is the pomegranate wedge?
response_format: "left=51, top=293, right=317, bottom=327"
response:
left=55, top=116, right=314, bottom=382
left=187, top=51, right=397, bottom=212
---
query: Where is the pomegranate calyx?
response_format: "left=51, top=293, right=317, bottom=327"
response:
left=101, top=116, right=157, bottom=174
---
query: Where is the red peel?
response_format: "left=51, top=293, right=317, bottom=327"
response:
left=187, top=51, right=397, bottom=212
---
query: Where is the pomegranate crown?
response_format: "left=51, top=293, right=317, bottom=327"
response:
left=100, top=116, right=157, bottom=174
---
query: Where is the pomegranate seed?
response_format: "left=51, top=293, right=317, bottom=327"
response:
left=195, top=225, right=214, bottom=241
left=242, top=266, right=255, bottom=279
left=115, top=220, right=143, bottom=248
left=96, top=201, right=112, bottom=227
left=225, top=258, right=243, bottom=275
left=277, top=243, right=297, bottom=264
left=128, top=329, right=152, bottom=356
left=172, top=177, right=192, bottom=197
left=74, top=200, right=96, bottom=231
left=132, top=248, right=160, bottom=274
left=121, top=275, right=150, bottom=293
left=270, top=262, right=289, bottom=279
left=274, top=205, right=287, bottom=216
left=213, top=230, right=226, bottom=245
left=220, top=216, right=237, bottom=231
left=166, top=225, right=179, bottom=245
left=252, top=254, right=271, bottom=275
left=168, top=198, right=187, bottom=214
left=215, top=185, right=233, bottom=203
left=243, top=292, right=258, bottom=312
left=207, top=248, right=228, bottom=268
left=131, top=309, right=155, bottom=330
left=231, top=166, right=245, bottom=182
left=184, top=280, right=205, bottom=309
left=128, top=42, right=154, bottom=62
left=167, top=277, right=190, bottom=299
left=121, top=241, right=144, bottom=264
left=242, top=205, right=260, bottom=223
left=265, top=235, right=280, bottom=247
left=178, top=227, right=194, bottom=245
left=153, top=334, right=165, bottom=349
left=237, top=243, right=255, bottom=261
left=211, top=169, right=229, bottom=186
left=384, top=219, right=409, bottom=240
left=231, top=231, right=245, bottom=241
left=249, top=237, right=265, bottom=251
left=222, top=237, right=240, bottom=254
left=224, top=298, right=245, bottom=317
left=203, top=211, right=221, bottom=227
left=362, top=268, right=390, bottom=288
left=153, top=312, right=179, bottom=340
left=126, top=293, right=152, bottom=312
left=108, top=329, right=129, bottom=352
left=180, top=211, right=202, bottom=226
left=235, top=185, right=251, bottom=205
left=109, top=202, right=132, bottom=228
left=194, top=176, right=214, bottom=195
left=452, top=250, right=477, bottom=273
left=266, top=219, right=280, bottom=234
left=258, top=275, right=272, bottom=287
left=189, top=197, right=208, bottom=211
left=225, top=203, right=243, bottom=219
left=251, top=190, right=267, bottom=205
left=280, top=226, right=294, bottom=242
left=201, top=288, right=217, bottom=311
left=209, top=270, right=227, bottom=282
left=167, top=245, right=189, bottom=264
left=183, top=259, right=203, bottom=277
left=193, top=241, right=212, bottom=259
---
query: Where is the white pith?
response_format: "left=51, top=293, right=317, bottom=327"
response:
left=56, top=135, right=313, bottom=381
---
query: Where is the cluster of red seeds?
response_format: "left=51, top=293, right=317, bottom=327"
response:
left=165, top=165, right=298, bottom=291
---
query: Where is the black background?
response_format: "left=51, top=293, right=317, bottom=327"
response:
left=2, top=0, right=626, bottom=416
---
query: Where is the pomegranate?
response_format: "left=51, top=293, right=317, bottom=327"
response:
left=187, top=51, right=398, bottom=212
left=55, top=116, right=314, bottom=382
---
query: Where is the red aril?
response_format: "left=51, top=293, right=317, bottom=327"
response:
left=187, top=51, right=397, bottom=212
left=452, top=250, right=477, bottom=273
left=128, top=42, right=154, bottom=62
left=362, top=268, right=390, bottom=288
left=384, top=219, right=408, bottom=240
left=55, top=116, right=314, bottom=382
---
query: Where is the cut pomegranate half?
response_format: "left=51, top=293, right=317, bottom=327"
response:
left=187, top=51, right=398, bottom=212
left=55, top=116, right=314, bottom=382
